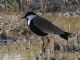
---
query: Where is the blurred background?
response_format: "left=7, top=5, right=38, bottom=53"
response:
left=0, top=0, right=80, bottom=60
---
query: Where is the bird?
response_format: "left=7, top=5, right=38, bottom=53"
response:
left=22, top=12, right=71, bottom=54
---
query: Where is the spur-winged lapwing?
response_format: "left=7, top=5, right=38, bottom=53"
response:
left=22, top=12, right=71, bottom=54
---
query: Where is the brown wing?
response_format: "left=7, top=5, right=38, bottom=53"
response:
left=33, top=16, right=65, bottom=34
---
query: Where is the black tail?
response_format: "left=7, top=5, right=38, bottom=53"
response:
left=59, top=32, right=71, bottom=40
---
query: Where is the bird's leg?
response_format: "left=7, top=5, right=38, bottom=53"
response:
left=41, top=37, right=45, bottom=55
left=42, top=37, right=50, bottom=51
left=41, top=36, right=50, bottom=55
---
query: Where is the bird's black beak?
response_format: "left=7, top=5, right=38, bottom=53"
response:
left=21, top=16, right=28, bottom=20
left=21, top=16, right=25, bottom=19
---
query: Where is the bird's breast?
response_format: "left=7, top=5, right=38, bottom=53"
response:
left=29, top=20, right=48, bottom=36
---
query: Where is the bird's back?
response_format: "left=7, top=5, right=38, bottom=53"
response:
left=33, top=16, right=65, bottom=34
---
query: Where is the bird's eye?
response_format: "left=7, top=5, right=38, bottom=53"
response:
left=26, top=17, right=28, bottom=20
left=26, top=18, right=28, bottom=20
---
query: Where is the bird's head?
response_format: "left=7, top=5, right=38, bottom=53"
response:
left=21, top=12, right=37, bottom=20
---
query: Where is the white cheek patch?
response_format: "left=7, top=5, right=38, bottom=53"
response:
left=28, top=20, right=31, bottom=25
left=27, top=15, right=36, bottom=25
